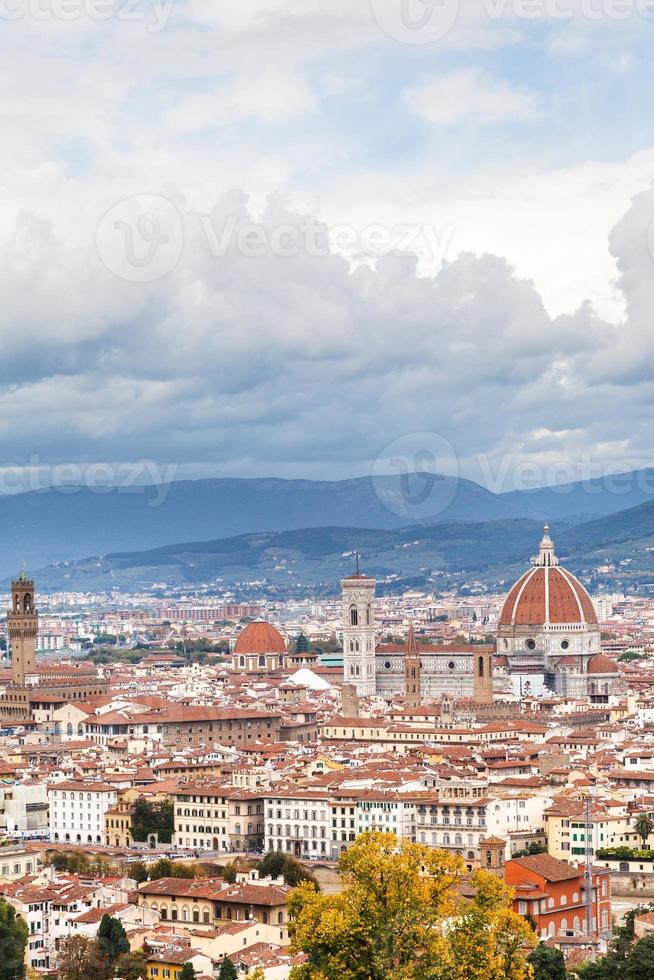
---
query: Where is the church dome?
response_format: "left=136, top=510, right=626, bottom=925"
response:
left=499, top=525, right=597, bottom=627
left=587, top=653, right=619, bottom=674
left=234, top=620, right=286, bottom=655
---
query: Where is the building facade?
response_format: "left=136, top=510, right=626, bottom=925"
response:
left=48, top=781, right=118, bottom=845
left=341, top=572, right=494, bottom=701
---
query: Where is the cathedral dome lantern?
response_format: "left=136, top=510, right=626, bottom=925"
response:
left=499, top=525, right=597, bottom=628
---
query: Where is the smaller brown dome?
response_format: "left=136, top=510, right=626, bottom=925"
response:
left=587, top=653, right=619, bottom=675
left=234, top=620, right=286, bottom=655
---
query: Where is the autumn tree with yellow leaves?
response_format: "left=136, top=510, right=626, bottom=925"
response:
left=288, top=831, right=536, bottom=980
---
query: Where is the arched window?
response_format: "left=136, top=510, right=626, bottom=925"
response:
left=258, top=655, right=266, bottom=668
left=366, top=605, right=371, bottom=625
left=239, top=656, right=245, bottom=667
left=350, top=606, right=358, bottom=627
left=478, top=656, right=484, bottom=677
left=560, top=895, right=567, bottom=906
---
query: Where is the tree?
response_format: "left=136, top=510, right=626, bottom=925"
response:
left=257, top=851, right=318, bottom=888
left=0, top=898, right=28, bottom=980
left=528, top=943, right=566, bottom=980
left=131, top=798, right=175, bottom=844
left=249, top=970, right=265, bottom=980
left=217, top=959, right=238, bottom=980
left=57, top=937, right=110, bottom=980
left=288, top=831, right=535, bottom=980
left=626, top=932, right=654, bottom=980
left=179, top=964, right=196, bottom=980
left=222, top=861, right=238, bottom=883
left=446, top=870, right=537, bottom=980
left=98, top=914, right=130, bottom=962
left=129, top=858, right=202, bottom=883
left=634, top=814, right=654, bottom=848
left=114, top=951, right=148, bottom=980
left=295, top=633, right=311, bottom=653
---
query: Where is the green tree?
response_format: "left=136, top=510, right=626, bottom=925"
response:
left=98, top=914, right=130, bottom=962
left=114, top=951, right=148, bottom=980
left=129, top=858, right=202, bottom=882
left=626, top=932, right=654, bottom=980
left=256, top=851, right=318, bottom=888
left=217, top=959, right=237, bottom=980
left=295, top=633, right=311, bottom=653
left=131, top=799, right=174, bottom=844
left=0, top=898, right=28, bottom=980
left=634, top=814, right=654, bottom=848
left=179, top=964, right=196, bottom=980
left=528, top=943, right=566, bottom=980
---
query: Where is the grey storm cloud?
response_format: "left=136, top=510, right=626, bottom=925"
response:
left=0, top=184, right=654, bottom=481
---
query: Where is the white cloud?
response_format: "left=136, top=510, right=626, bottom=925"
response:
left=403, top=69, right=538, bottom=126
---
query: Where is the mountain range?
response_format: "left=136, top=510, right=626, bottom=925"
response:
left=32, top=496, right=654, bottom=595
left=3, top=469, right=654, bottom=581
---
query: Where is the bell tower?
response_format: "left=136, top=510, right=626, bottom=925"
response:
left=341, top=566, right=376, bottom=697
left=404, top=624, right=421, bottom=707
left=7, top=567, right=37, bottom=686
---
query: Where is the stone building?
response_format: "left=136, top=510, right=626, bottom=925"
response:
left=0, top=571, right=107, bottom=723
left=497, top=526, right=621, bottom=697
left=342, top=572, right=493, bottom=702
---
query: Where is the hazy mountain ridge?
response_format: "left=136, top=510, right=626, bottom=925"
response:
left=32, top=500, right=654, bottom=594
left=2, top=469, right=654, bottom=579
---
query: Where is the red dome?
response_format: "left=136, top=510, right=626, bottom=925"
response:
left=234, top=620, right=286, bottom=655
left=587, top=653, right=619, bottom=674
left=499, top=565, right=597, bottom=627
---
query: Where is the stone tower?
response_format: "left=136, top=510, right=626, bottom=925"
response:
left=473, top=648, right=494, bottom=703
left=341, top=569, right=376, bottom=696
left=7, top=568, right=37, bottom=686
left=480, top=836, right=506, bottom=876
left=404, top=624, right=421, bottom=707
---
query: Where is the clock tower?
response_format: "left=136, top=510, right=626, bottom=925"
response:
left=7, top=567, right=37, bottom=686
left=341, top=570, right=376, bottom=696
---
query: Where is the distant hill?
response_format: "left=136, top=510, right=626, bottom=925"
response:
left=32, top=519, right=560, bottom=593
left=2, top=468, right=654, bottom=579
left=32, top=494, right=654, bottom=594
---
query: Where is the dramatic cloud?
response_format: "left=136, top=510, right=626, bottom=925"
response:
left=1, top=0, right=654, bottom=489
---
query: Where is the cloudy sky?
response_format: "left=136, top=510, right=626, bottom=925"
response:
left=3, top=0, right=654, bottom=493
